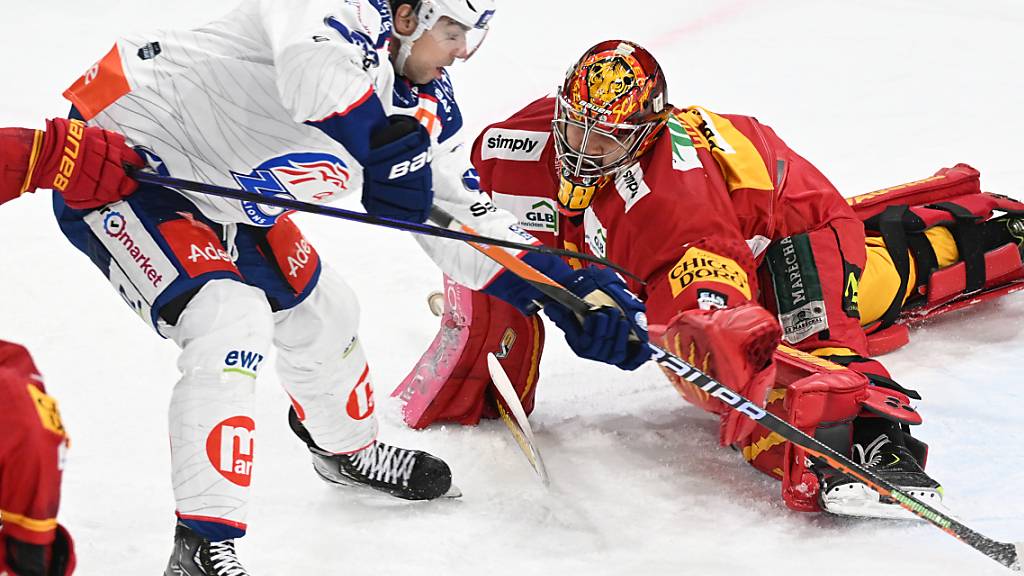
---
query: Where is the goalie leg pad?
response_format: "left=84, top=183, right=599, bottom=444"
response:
left=851, top=164, right=1024, bottom=335
left=741, top=346, right=868, bottom=511
left=740, top=345, right=924, bottom=512
left=393, top=276, right=544, bottom=429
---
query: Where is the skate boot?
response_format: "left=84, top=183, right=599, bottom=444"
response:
left=818, top=433, right=947, bottom=520
left=288, top=408, right=458, bottom=500
left=980, top=212, right=1024, bottom=256
left=164, top=522, right=250, bottom=576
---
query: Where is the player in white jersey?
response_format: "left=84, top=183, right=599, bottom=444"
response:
left=54, top=1, right=650, bottom=573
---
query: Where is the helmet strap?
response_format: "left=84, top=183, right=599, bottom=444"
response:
left=392, top=2, right=429, bottom=77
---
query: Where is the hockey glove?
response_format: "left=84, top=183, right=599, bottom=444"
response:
left=362, top=115, right=433, bottom=223
left=662, top=303, right=781, bottom=445
left=543, top=265, right=651, bottom=371
left=1, top=118, right=143, bottom=209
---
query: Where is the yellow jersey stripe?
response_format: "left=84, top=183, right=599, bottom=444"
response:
left=0, top=509, right=59, bottom=533
left=19, top=129, right=45, bottom=195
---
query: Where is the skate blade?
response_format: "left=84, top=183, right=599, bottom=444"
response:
left=822, top=482, right=951, bottom=521
left=442, top=483, right=463, bottom=499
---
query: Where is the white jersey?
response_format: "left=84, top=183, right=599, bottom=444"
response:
left=64, top=0, right=528, bottom=290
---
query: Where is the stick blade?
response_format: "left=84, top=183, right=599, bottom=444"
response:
left=487, top=353, right=549, bottom=486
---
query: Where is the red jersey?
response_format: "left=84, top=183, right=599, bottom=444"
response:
left=470, top=97, right=860, bottom=325
left=0, top=127, right=42, bottom=206
left=0, top=340, right=68, bottom=547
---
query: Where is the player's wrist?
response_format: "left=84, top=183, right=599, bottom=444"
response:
left=0, top=127, right=44, bottom=204
left=481, top=251, right=574, bottom=314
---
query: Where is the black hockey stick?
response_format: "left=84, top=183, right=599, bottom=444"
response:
left=432, top=206, right=1022, bottom=572
left=126, top=170, right=638, bottom=281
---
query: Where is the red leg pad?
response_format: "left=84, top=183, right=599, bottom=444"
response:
left=392, top=276, right=544, bottom=428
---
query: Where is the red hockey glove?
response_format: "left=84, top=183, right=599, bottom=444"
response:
left=662, top=302, right=782, bottom=446
left=6, top=118, right=144, bottom=209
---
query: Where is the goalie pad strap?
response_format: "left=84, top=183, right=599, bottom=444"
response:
left=874, top=205, right=914, bottom=331
left=930, top=201, right=985, bottom=293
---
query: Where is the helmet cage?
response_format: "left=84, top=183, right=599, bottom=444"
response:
left=552, top=93, right=662, bottom=186
left=551, top=40, right=669, bottom=190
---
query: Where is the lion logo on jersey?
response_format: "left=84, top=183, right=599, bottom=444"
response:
left=232, top=153, right=351, bottom=226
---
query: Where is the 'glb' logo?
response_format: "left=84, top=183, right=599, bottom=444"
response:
left=206, top=416, right=255, bottom=486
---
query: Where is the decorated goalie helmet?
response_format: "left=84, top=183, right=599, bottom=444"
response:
left=552, top=40, right=670, bottom=214
left=390, top=0, right=497, bottom=74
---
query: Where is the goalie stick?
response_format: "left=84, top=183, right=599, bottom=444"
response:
left=488, top=353, right=550, bottom=486
left=428, top=206, right=1022, bottom=572
left=424, top=291, right=550, bottom=485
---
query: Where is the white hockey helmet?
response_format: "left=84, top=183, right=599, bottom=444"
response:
left=390, top=0, right=497, bottom=74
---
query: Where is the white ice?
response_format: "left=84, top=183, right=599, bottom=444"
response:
left=1, top=1, right=1022, bottom=574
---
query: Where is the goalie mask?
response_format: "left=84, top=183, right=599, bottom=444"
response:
left=552, top=40, right=670, bottom=214
left=390, top=0, right=496, bottom=76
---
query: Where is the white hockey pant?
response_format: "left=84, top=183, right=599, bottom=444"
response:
left=273, top=269, right=379, bottom=454
left=164, top=279, right=273, bottom=534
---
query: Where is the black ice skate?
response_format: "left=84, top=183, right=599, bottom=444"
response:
left=164, top=522, right=250, bottom=576
left=288, top=407, right=459, bottom=500
left=978, top=212, right=1024, bottom=258
left=817, top=434, right=948, bottom=520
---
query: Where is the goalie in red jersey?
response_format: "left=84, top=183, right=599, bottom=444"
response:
left=397, top=40, right=1024, bottom=519
left=0, top=118, right=141, bottom=575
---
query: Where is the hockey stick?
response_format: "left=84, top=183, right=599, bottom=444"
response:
left=423, top=291, right=550, bottom=484
left=127, top=170, right=637, bottom=280
left=487, top=353, right=550, bottom=486
left=430, top=206, right=1023, bottom=572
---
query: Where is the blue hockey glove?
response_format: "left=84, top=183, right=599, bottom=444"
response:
left=362, top=115, right=433, bottom=223
left=543, top=266, right=651, bottom=371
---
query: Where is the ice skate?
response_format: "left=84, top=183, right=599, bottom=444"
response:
left=164, top=522, right=250, bottom=576
left=818, top=434, right=949, bottom=520
left=289, top=408, right=459, bottom=500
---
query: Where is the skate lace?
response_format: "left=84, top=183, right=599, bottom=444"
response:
left=851, top=434, right=891, bottom=468
left=207, top=540, right=249, bottom=576
left=350, top=442, right=417, bottom=487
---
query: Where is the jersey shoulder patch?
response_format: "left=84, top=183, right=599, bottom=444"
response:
left=27, top=383, right=66, bottom=437
left=479, top=127, right=549, bottom=161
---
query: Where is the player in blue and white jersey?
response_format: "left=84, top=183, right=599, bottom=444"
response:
left=54, top=1, right=650, bottom=573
